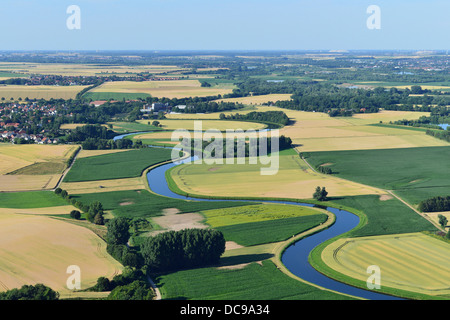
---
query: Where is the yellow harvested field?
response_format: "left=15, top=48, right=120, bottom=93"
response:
left=137, top=119, right=266, bottom=131
left=0, top=205, right=77, bottom=216
left=0, top=85, right=88, bottom=100
left=214, top=94, right=293, bottom=105
left=60, top=177, right=146, bottom=194
left=76, top=148, right=133, bottom=159
left=0, top=144, right=78, bottom=191
left=131, top=131, right=174, bottom=141
left=0, top=62, right=186, bottom=77
left=342, top=110, right=432, bottom=125
left=165, top=105, right=284, bottom=120
left=170, top=153, right=385, bottom=200
left=90, top=80, right=234, bottom=99
left=321, top=233, right=450, bottom=296
left=0, top=211, right=123, bottom=297
left=425, top=212, right=450, bottom=228
left=269, top=109, right=448, bottom=152
left=297, top=133, right=449, bottom=152
left=0, top=144, right=77, bottom=174
left=0, top=175, right=62, bottom=192
left=60, top=123, right=109, bottom=130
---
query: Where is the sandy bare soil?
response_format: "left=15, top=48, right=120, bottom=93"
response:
left=148, top=208, right=208, bottom=236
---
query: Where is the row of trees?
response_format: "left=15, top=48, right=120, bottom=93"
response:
left=182, top=134, right=293, bottom=159
left=55, top=188, right=106, bottom=225
left=426, top=129, right=450, bottom=143
left=0, top=284, right=59, bottom=300
left=219, top=110, right=290, bottom=126
left=63, top=124, right=146, bottom=150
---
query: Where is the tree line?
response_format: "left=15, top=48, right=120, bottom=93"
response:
left=219, top=110, right=290, bottom=126
left=181, top=134, right=293, bottom=158
left=63, top=124, right=145, bottom=150
left=418, top=196, right=450, bottom=213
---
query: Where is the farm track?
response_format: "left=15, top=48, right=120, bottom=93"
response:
left=53, top=147, right=81, bottom=191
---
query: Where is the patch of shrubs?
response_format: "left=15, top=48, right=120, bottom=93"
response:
left=0, top=284, right=59, bottom=300
left=54, top=188, right=105, bottom=225
left=316, top=166, right=332, bottom=174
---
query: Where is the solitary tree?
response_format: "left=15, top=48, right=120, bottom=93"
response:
left=70, top=210, right=81, bottom=220
left=313, top=186, right=328, bottom=201
left=438, top=214, right=448, bottom=229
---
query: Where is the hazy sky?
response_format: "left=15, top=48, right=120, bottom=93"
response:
left=0, top=0, right=448, bottom=51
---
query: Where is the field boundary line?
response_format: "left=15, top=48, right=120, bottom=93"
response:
left=53, top=146, right=82, bottom=190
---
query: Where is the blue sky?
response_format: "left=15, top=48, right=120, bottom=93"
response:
left=0, top=0, right=448, bottom=51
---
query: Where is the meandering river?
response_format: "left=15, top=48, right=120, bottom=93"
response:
left=117, top=132, right=403, bottom=300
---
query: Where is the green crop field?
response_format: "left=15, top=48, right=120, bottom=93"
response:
left=72, top=189, right=254, bottom=218
left=201, top=203, right=322, bottom=228
left=329, top=195, right=437, bottom=237
left=155, top=260, right=354, bottom=300
left=63, top=147, right=173, bottom=182
left=305, top=146, right=450, bottom=205
left=216, top=214, right=328, bottom=246
left=0, top=191, right=69, bottom=209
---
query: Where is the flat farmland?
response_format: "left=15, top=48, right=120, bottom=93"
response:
left=0, top=62, right=187, bottom=77
left=0, top=144, right=77, bottom=175
left=274, top=109, right=445, bottom=152
left=0, top=210, right=122, bottom=298
left=305, top=146, right=450, bottom=205
left=0, top=191, right=68, bottom=209
left=169, top=151, right=385, bottom=200
left=63, top=147, right=173, bottom=182
left=165, top=107, right=442, bottom=152
left=0, top=144, right=78, bottom=192
left=213, top=94, right=293, bottom=105
left=201, top=201, right=330, bottom=247
left=201, top=203, right=325, bottom=228
left=88, top=80, right=235, bottom=99
left=156, top=260, right=351, bottom=300
left=321, top=233, right=450, bottom=296
left=137, top=119, right=267, bottom=131
left=0, top=84, right=88, bottom=100
left=60, top=177, right=146, bottom=194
